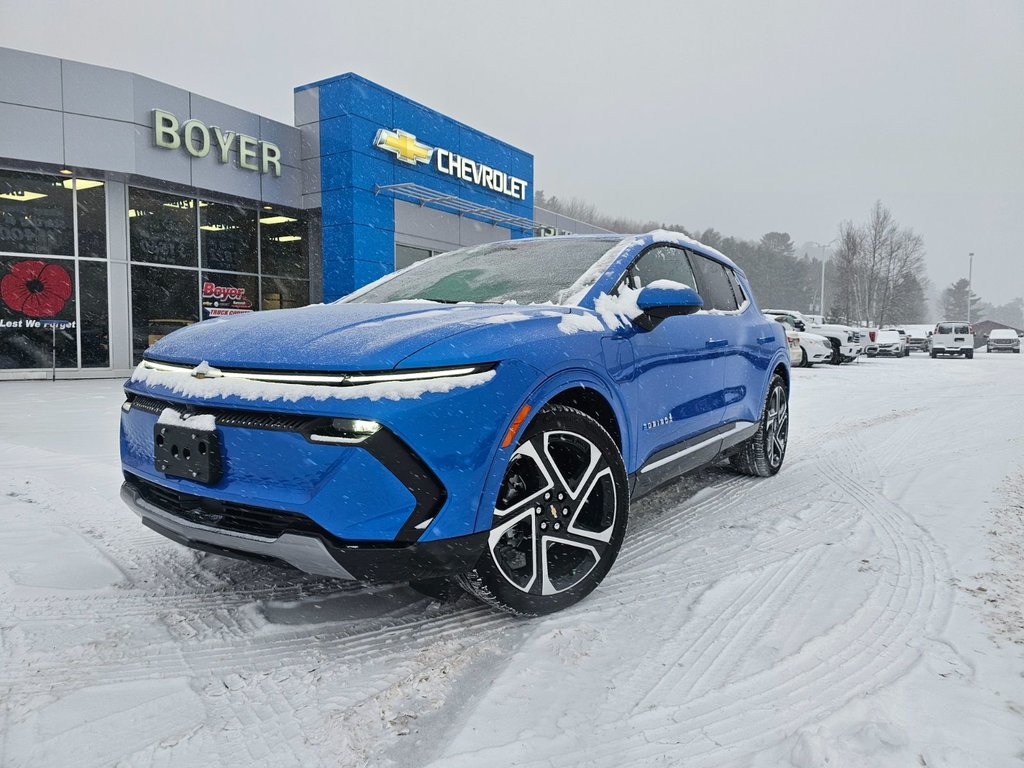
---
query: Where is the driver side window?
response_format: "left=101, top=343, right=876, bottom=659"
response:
left=625, top=246, right=697, bottom=291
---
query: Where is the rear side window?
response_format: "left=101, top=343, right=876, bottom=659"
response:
left=726, top=269, right=747, bottom=306
left=688, top=252, right=739, bottom=311
left=626, top=245, right=697, bottom=290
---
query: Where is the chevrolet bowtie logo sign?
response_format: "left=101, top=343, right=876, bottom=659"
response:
left=372, top=126, right=529, bottom=201
left=374, top=129, right=433, bottom=166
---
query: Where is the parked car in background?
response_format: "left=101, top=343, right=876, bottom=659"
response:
left=797, top=332, right=833, bottom=367
left=769, top=316, right=829, bottom=368
left=929, top=322, right=974, bottom=359
left=874, top=329, right=906, bottom=357
left=786, top=332, right=804, bottom=365
left=118, top=232, right=791, bottom=616
left=763, top=309, right=863, bottom=364
left=986, top=328, right=1021, bottom=353
left=880, top=328, right=911, bottom=356
left=861, top=326, right=880, bottom=356
left=905, top=329, right=929, bottom=352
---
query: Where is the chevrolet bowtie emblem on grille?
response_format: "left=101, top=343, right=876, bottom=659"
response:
left=374, top=128, right=433, bottom=166
left=191, top=364, right=223, bottom=380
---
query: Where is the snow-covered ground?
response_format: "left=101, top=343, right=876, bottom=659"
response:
left=2, top=353, right=1022, bottom=767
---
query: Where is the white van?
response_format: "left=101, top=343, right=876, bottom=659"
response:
left=929, top=322, right=975, bottom=359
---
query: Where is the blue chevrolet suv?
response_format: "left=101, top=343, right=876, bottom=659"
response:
left=120, top=231, right=789, bottom=614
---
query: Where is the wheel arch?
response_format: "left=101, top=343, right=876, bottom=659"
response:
left=472, top=367, right=632, bottom=535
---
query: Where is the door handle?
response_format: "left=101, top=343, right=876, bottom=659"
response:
left=705, top=339, right=728, bottom=349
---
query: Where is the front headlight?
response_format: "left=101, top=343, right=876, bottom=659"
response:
left=307, top=418, right=383, bottom=444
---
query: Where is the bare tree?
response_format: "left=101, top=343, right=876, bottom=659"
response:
left=829, top=201, right=927, bottom=325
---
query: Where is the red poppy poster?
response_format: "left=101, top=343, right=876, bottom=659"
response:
left=0, top=257, right=78, bottom=369
left=1, top=260, right=73, bottom=319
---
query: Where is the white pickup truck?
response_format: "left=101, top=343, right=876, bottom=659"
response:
left=763, top=309, right=864, bottom=364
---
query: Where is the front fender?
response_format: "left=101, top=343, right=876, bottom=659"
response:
left=471, top=364, right=633, bottom=536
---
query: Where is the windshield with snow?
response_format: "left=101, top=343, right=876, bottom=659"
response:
left=344, top=238, right=621, bottom=305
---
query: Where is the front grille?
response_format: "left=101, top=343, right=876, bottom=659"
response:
left=130, top=395, right=316, bottom=433
left=128, top=474, right=330, bottom=540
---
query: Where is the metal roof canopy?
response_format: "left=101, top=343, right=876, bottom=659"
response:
left=375, top=182, right=542, bottom=231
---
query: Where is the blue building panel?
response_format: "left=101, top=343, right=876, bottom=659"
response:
left=297, top=72, right=535, bottom=300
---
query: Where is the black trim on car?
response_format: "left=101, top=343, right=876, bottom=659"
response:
left=630, top=420, right=760, bottom=499
left=359, top=429, right=449, bottom=543
left=124, top=473, right=481, bottom=581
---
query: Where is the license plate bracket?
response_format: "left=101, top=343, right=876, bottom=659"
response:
left=154, top=423, right=222, bottom=484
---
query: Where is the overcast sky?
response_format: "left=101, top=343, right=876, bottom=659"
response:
left=2, top=0, right=1021, bottom=304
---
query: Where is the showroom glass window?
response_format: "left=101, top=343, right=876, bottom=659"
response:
left=201, top=202, right=257, bottom=273
left=128, top=188, right=198, bottom=267
left=128, top=193, right=310, bottom=363
left=395, top=243, right=437, bottom=271
left=0, top=170, right=109, bottom=370
left=259, top=207, right=309, bottom=310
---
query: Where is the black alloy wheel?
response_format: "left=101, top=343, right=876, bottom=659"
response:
left=730, top=373, right=789, bottom=478
left=457, top=405, right=629, bottom=615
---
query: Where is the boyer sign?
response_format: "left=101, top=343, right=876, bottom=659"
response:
left=153, top=109, right=282, bottom=176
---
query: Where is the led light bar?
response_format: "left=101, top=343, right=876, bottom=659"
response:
left=138, top=359, right=493, bottom=387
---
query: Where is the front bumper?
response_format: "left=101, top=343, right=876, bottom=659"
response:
left=122, top=478, right=488, bottom=581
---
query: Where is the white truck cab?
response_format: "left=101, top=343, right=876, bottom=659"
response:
left=929, top=322, right=975, bottom=359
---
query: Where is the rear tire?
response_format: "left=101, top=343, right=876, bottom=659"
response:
left=966, top=350, right=974, bottom=359
left=457, top=404, right=629, bottom=616
left=730, top=373, right=789, bottom=478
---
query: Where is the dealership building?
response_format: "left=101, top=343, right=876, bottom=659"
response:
left=0, top=46, right=605, bottom=379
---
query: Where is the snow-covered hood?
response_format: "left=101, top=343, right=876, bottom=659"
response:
left=145, top=302, right=568, bottom=371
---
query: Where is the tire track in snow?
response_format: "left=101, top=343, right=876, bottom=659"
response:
left=426, top=422, right=951, bottom=768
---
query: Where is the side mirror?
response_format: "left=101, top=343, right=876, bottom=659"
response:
left=794, top=320, right=806, bottom=332
left=635, top=283, right=703, bottom=329
left=983, top=333, right=989, bottom=339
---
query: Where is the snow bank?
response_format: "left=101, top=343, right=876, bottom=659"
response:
left=131, top=363, right=496, bottom=403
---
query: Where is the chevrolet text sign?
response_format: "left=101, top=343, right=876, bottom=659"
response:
left=374, top=128, right=528, bottom=201
left=153, top=109, right=282, bottom=176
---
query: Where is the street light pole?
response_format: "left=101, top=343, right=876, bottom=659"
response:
left=812, top=239, right=836, bottom=320
left=967, top=252, right=974, bottom=324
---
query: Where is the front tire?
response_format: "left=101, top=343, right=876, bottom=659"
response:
left=828, top=339, right=842, bottom=365
left=457, top=405, right=629, bottom=615
left=800, top=346, right=813, bottom=368
left=730, top=373, right=789, bottom=478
